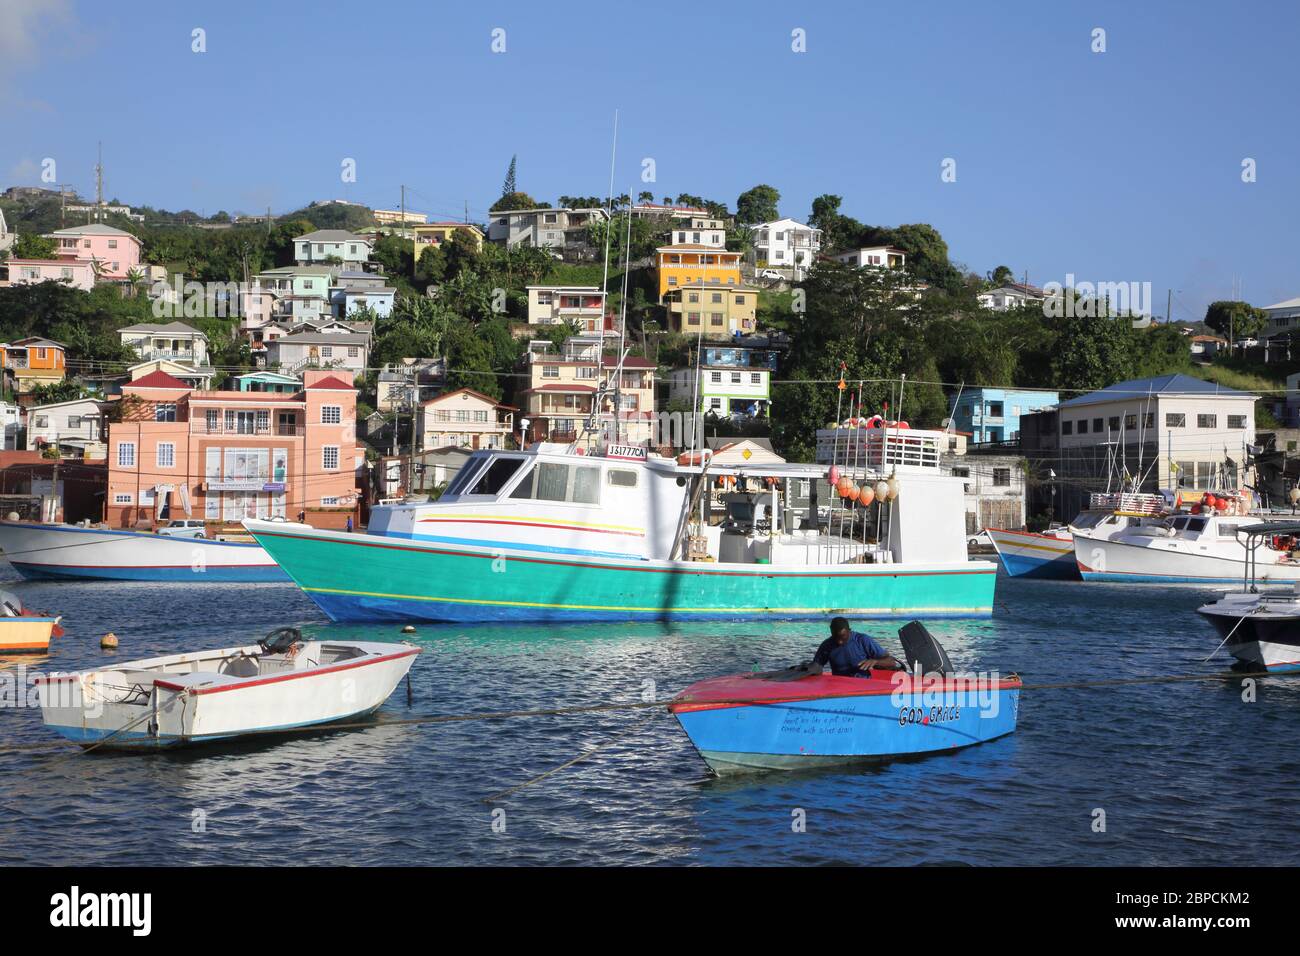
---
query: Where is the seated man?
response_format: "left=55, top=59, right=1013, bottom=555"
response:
left=814, top=616, right=902, bottom=677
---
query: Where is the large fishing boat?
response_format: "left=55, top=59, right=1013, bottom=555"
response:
left=246, top=427, right=996, bottom=624
left=0, top=521, right=288, bottom=582
left=987, top=492, right=1167, bottom=580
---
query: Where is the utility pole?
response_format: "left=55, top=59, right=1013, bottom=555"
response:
left=95, top=142, right=104, bottom=221
left=1167, top=288, right=1172, bottom=325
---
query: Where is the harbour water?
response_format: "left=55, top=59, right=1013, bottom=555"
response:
left=0, top=564, right=1294, bottom=866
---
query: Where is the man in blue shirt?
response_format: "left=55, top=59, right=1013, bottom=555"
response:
left=813, top=617, right=902, bottom=677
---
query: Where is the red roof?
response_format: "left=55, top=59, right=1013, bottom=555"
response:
left=306, top=375, right=355, bottom=390
left=128, top=370, right=191, bottom=390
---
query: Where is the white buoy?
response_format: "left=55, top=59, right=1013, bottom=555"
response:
left=101, top=632, right=119, bottom=650
left=401, top=625, right=416, bottom=634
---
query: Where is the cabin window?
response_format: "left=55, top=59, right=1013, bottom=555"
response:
left=1218, top=524, right=1240, bottom=538
left=608, top=469, right=638, bottom=487
left=446, top=460, right=486, bottom=495
left=535, top=462, right=570, bottom=501
left=467, top=457, right=524, bottom=496
left=572, top=466, right=601, bottom=504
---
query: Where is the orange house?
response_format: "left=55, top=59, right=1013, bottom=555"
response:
left=1, top=337, right=67, bottom=393
left=105, top=368, right=365, bottom=530
left=655, top=244, right=743, bottom=301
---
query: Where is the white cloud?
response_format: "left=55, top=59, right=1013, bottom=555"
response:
left=0, top=0, right=73, bottom=90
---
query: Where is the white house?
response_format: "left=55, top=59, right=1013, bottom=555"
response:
left=835, top=245, right=907, bottom=270
left=1056, top=373, right=1257, bottom=494
left=293, top=230, right=373, bottom=267
left=26, top=397, right=106, bottom=458
left=486, top=207, right=608, bottom=250
left=977, top=283, right=1047, bottom=311
left=670, top=217, right=728, bottom=250
left=751, top=218, right=821, bottom=276
left=118, top=322, right=210, bottom=366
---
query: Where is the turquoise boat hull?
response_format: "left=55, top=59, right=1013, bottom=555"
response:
left=247, top=526, right=998, bottom=624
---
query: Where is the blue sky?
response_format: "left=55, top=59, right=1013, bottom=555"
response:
left=3, top=0, right=1297, bottom=321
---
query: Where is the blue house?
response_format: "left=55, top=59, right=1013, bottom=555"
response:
left=949, top=387, right=1059, bottom=443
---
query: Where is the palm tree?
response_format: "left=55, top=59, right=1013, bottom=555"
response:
left=125, top=267, right=146, bottom=298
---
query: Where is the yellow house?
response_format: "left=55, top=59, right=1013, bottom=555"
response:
left=665, top=284, right=759, bottom=336
left=655, top=244, right=742, bottom=301
left=413, top=223, right=485, bottom=263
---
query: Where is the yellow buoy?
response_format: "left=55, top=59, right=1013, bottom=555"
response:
left=101, top=632, right=119, bottom=650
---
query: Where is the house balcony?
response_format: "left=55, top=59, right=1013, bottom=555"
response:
left=192, top=421, right=305, bottom=437
left=138, top=348, right=199, bottom=363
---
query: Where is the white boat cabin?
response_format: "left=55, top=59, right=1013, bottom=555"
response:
left=366, top=441, right=974, bottom=567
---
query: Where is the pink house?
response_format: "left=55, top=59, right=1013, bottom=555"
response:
left=106, top=368, right=365, bottom=530
left=4, top=258, right=95, bottom=290
left=45, top=224, right=142, bottom=280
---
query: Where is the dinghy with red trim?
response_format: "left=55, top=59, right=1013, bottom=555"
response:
left=34, top=627, right=419, bottom=749
left=669, top=621, right=1020, bottom=775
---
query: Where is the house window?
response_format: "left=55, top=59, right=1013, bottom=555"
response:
left=322, top=346, right=333, bottom=358
left=992, top=468, right=1011, bottom=487
left=1092, top=417, right=1103, bottom=432
left=108, top=239, right=117, bottom=249
left=751, top=373, right=761, bottom=384
left=155, top=403, right=177, bottom=422
left=1125, top=414, right=1137, bottom=429
left=157, top=442, right=175, bottom=468
left=1166, top=413, right=1185, bottom=428
left=730, top=372, right=741, bottom=384
left=1228, top=415, right=1247, bottom=429
left=322, top=405, right=342, bottom=424
left=348, top=347, right=359, bottom=357
left=1062, top=421, right=1073, bottom=435
left=321, top=497, right=340, bottom=506
left=113, top=493, right=133, bottom=505
left=1108, top=416, right=1120, bottom=430
left=67, top=415, right=82, bottom=429
left=709, top=398, right=723, bottom=411
left=710, top=372, right=722, bottom=384
left=1197, top=414, right=1217, bottom=428
left=117, top=442, right=136, bottom=467
left=1078, top=419, right=1089, bottom=434
left=542, top=365, right=559, bottom=378
left=323, top=445, right=340, bottom=470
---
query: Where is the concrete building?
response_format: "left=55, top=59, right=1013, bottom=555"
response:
left=941, top=451, right=1027, bottom=534
left=118, top=322, right=210, bottom=366
left=0, top=401, right=21, bottom=449
left=834, top=246, right=906, bottom=270
left=374, top=209, right=428, bottom=225
left=750, top=218, right=821, bottom=277
left=4, top=258, right=96, bottom=290
left=655, top=245, right=743, bottom=301
left=45, top=224, right=142, bottom=280
left=293, top=230, right=373, bottom=267
left=267, top=332, right=368, bottom=379
left=668, top=342, right=777, bottom=419
left=669, top=216, right=727, bottom=249
left=25, top=397, right=107, bottom=459
left=519, top=336, right=657, bottom=447
left=486, top=207, right=608, bottom=253
left=1, top=338, right=66, bottom=393
left=524, top=285, right=609, bottom=332
left=977, top=283, right=1047, bottom=311
left=1053, top=373, right=1257, bottom=517
left=419, top=388, right=516, bottom=451
left=663, top=283, right=758, bottom=337
left=948, top=387, right=1059, bottom=444
left=106, top=368, right=364, bottom=529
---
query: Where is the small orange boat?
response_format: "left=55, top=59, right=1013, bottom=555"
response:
left=0, top=591, right=63, bottom=655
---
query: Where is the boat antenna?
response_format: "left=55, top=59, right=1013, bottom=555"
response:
left=598, top=109, right=619, bottom=361
left=611, top=192, right=634, bottom=445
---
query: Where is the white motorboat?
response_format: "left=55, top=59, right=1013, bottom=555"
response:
left=1197, top=522, right=1300, bottom=672
left=1075, top=499, right=1300, bottom=584
left=35, top=628, right=420, bottom=749
left=988, top=492, right=1166, bottom=579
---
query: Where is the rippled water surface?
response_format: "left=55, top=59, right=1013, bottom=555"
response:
left=0, top=563, right=1292, bottom=866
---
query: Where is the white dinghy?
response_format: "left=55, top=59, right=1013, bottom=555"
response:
left=35, top=628, right=420, bottom=750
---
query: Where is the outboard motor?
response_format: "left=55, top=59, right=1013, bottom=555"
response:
left=898, top=621, right=954, bottom=676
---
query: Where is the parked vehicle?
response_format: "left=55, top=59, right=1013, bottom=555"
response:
left=967, top=529, right=993, bottom=549
left=757, top=268, right=784, bottom=281
left=156, top=520, right=208, bottom=539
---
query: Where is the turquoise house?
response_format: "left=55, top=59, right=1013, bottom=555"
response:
left=234, top=371, right=302, bottom=394
left=950, top=387, right=1058, bottom=443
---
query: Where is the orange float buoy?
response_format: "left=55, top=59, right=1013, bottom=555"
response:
left=859, top=483, right=875, bottom=506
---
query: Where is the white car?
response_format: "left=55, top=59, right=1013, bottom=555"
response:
left=967, top=529, right=993, bottom=549
left=757, top=269, right=784, bottom=281
left=156, top=519, right=208, bottom=539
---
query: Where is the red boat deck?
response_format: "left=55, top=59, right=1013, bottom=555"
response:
left=670, top=669, right=1022, bottom=714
